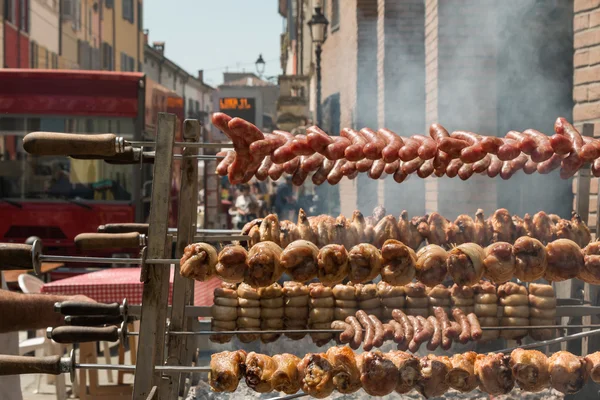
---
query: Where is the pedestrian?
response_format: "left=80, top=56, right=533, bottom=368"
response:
left=231, top=184, right=258, bottom=229
left=274, top=176, right=296, bottom=221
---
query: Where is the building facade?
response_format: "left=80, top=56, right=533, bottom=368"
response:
left=29, top=0, right=59, bottom=68
left=3, top=0, right=30, bottom=67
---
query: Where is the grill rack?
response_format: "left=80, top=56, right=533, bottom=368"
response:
left=2, top=113, right=600, bottom=399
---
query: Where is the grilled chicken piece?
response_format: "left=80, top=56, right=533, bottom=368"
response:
left=483, top=242, right=515, bottom=284
left=297, top=208, right=317, bottom=245
left=513, top=236, right=547, bottom=282
left=415, top=244, right=448, bottom=287
left=474, top=353, right=514, bottom=395
left=348, top=243, right=382, bottom=283
left=416, top=354, right=452, bottom=398
left=244, top=352, right=277, bottom=393
left=548, top=351, right=590, bottom=394
left=215, top=244, right=247, bottom=284
left=317, top=244, right=349, bottom=286
left=523, top=213, right=535, bottom=237
left=351, top=210, right=372, bottom=244
left=259, top=214, right=281, bottom=246
left=579, top=241, right=600, bottom=284
left=310, top=215, right=336, bottom=248
left=474, top=209, right=493, bottom=246
left=245, top=241, right=284, bottom=288
left=510, top=349, right=550, bottom=392
left=380, top=239, right=417, bottom=285
left=585, top=351, right=600, bottom=383
left=298, top=353, right=335, bottom=398
left=180, top=242, right=218, bottom=282
left=373, top=215, right=401, bottom=248
left=241, top=218, right=262, bottom=247
left=386, top=351, right=421, bottom=394
left=357, top=351, right=399, bottom=396
left=555, top=218, right=577, bottom=243
left=571, top=212, right=592, bottom=247
left=271, top=353, right=302, bottom=394
left=446, top=351, right=478, bottom=393
left=325, top=346, right=361, bottom=394
left=489, top=208, right=516, bottom=243
left=427, top=212, right=451, bottom=246
left=336, top=214, right=359, bottom=249
left=209, top=350, right=247, bottom=392
left=398, top=210, right=426, bottom=250
left=545, top=239, right=584, bottom=282
left=512, top=215, right=527, bottom=238
left=279, top=220, right=299, bottom=248
left=447, top=243, right=485, bottom=286
left=280, top=239, right=319, bottom=282
left=532, top=211, right=555, bottom=244
left=448, top=214, right=476, bottom=245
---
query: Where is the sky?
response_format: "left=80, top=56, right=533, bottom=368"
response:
left=144, top=0, right=284, bottom=87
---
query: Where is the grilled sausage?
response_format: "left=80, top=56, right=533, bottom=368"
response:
left=345, top=316, right=363, bottom=350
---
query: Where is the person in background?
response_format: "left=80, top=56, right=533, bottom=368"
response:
left=231, top=184, right=258, bottom=229
left=274, top=176, right=297, bottom=221
left=252, top=182, right=268, bottom=218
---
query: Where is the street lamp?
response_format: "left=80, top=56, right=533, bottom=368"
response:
left=308, top=6, right=329, bottom=127
left=255, top=54, right=266, bottom=77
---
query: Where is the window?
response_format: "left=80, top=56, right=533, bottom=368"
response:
left=30, top=42, right=39, bottom=68
left=137, top=1, right=142, bottom=31
left=88, top=8, right=92, bottom=36
left=51, top=53, right=58, bottom=69
left=105, top=0, right=112, bottom=7
left=102, top=42, right=114, bottom=70
left=19, top=0, right=28, bottom=32
left=4, top=0, right=14, bottom=23
left=195, top=100, right=200, bottom=112
left=122, top=0, right=133, bottom=23
left=331, top=0, right=340, bottom=32
left=188, top=98, right=193, bottom=116
left=119, top=52, right=135, bottom=71
left=46, top=49, right=49, bottom=68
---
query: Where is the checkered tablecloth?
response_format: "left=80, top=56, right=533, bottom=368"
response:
left=41, top=267, right=219, bottom=306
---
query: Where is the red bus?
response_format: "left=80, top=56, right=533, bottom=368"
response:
left=0, top=69, right=183, bottom=264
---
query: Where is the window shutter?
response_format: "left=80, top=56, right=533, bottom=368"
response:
left=62, top=0, right=73, bottom=19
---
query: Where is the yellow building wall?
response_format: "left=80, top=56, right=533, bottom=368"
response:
left=101, top=0, right=143, bottom=71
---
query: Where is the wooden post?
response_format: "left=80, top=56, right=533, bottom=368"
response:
left=132, top=113, right=176, bottom=400
left=164, top=119, right=200, bottom=399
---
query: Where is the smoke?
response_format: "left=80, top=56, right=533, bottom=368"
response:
left=349, top=0, right=574, bottom=220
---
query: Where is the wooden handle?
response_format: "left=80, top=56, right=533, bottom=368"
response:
left=65, top=315, right=124, bottom=326
left=0, top=243, right=33, bottom=270
left=0, top=355, right=63, bottom=376
left=23, top=132, right=118, bottom=156
left=74, top=232, right=141, bottom=250
left=54, top=301, right=121, bottom=316
left=49, top=326, right=119, bottom=343
left=97, top=223, right=149, bottom=234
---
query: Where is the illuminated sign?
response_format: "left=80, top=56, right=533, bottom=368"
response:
left=219, top=97, right=256, bottom=124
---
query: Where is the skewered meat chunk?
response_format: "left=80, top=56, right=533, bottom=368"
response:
left=347, top=243, right=382, bottom=283
left=427, top=284, right=451, bottom=316
left=451, top=284, right=475, bottom=315
left=245, top=241, right=283, bottom=288
left=415, top=245, right=448, bottom=287
left=579, top=241, right=600, bottom=284
left=548, top=351, right=590, bottom=394
left=545, top=238, right=584, bottom=282
left=386, top=351, right=421, bottom=394
left=510, top=348, right=550, bottom=392
left=532, top=211, right=555, bottom=244
left=297, top=208, right=317, bottom=245
left=180, top=242, right=217, bottom=282
left=356, top=283, right=382, bottom=320
left=571, top=212, right=592, bottom=248
left=427, top=213, right=451, bottom=246
left=244, top=352, right=277, bottom=393
left=474, top=209, right=493, bottom=246
left=309, top=215, right=336, bottom=248
left=498, top=282, right=529, bottom=340
left=215, top=245, right=247, bottom=284
left=309, top=283, right=334, bottom=346
left=513, top=236, right=547, bottom=281
left=528, top=283, right=556, bottom=340
left=585, top=351, right=600, bottom=383
left=489, top=209, right=516, bottom=243
left=447, top=243, right=485, bottom=286
left=473, top=281, right=499, bottom=341
left=283, top=281, right=309, bottom=340
left=317, top=244, right=349, bottom=286
left=380, top=239, right=416, bottom=286
left=280, top=239, right=319, bottom=282
left=448, top=214, right=476, bottom=245
left=482, top=242, right=515, bottom=284
left=279, top=220, right=300, bottom=248
left=356, top=351, right=399, bottom=396
left=236, top=283, right=261, bottom=343
left=351, top=210, right=373, bottom=244
left=208, top=350, right=247, bottom=392
left=398, top=210, right=426, bottom=250
left=298, top=353, right=335, bottom=398
left=446, top=351, right=478, bottom=393
left=258, top=283, right=283, bottom=343
left=259, top=214, right=281, bottom=246
left=332, top=283, right=357, bottom=321
left=416, top=354, right=452, bottom=398
left=405, top=282, right=429, bottom=317
left=373, top=215, right=401, bottom=248
left=475, top=353, right=514, bottom=395
left=325, top=346, right=361, bottom=394
left=241, top=218, right=262, bottom=247
left=210, top=283, right=238, bottom=343
left=377, top=281, right=405, bottom=321
left=271, top=353, right=302, bottom=394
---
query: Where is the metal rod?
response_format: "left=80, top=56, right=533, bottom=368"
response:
left=168, top=228, right=241, bottom=234
left=268, top=393, right=308, bottom=400
left=173, top=155, right=223, bottom=160
left=40, top=255, right=178, bottom=265
left=77, top=363, right=210, bottom=373
left=128, top=141, right=233, bottom=149
left=497, top=327, right=600, bottom=353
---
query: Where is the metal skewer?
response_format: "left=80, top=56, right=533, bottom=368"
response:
left=128, top=140, right=233, bottom=149
left=497, top=327, right=600, bottom=353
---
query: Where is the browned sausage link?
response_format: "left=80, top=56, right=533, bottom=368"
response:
left=331, top=320, right=354, bottom=345
left=426, top=315, right=442, bottom=351
left=345, top=316, right=364, bottom=350
left=415, top=316, right=434, bottom=345
left=466, top=313, right=482, bottom=341
left=382, top=323, right=395, bottom=342
left=392, top=309, right=413, bottom=346
left=407, top=315, right=422, bottom=353
left=388, top=320, right=405, bottom=344
left=449, top=321, right=462, bottom=339
left=368, top=314, right=385, bottom=348
left=433, top=306, right=453, bottom=350
left=356, top=310, right=375, bottom=351
left=452, top=308, right=472, bottom=344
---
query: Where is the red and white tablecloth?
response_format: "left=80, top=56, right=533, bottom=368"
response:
left=41, top=267, right=219, bottom=306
